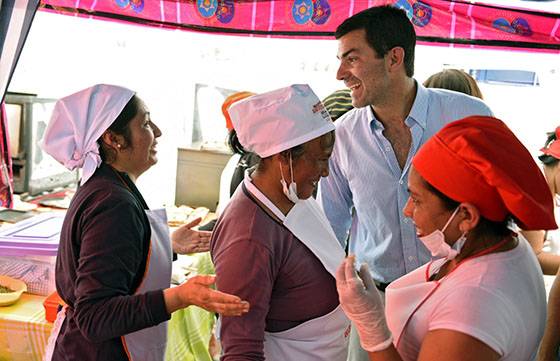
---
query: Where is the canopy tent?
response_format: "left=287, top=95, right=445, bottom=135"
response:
left=40, top=0, right=560, bottom=51
left=0, top=0, right=559, bottom=207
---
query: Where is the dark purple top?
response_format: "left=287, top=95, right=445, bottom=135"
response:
left=52, top=163, right=170, bottom=361
left=211, top=184, right=339, bottom=361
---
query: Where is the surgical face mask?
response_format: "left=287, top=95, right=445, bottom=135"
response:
left=279, top=153, right=300, bottom=204
left=419, top=207, right=466, bottom=261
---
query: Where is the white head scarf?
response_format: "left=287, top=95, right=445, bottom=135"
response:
left=40, top=84, right=134, bottom=186
left=228, top=84, right=334, bottom=158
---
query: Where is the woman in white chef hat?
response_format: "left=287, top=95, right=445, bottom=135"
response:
left=210, top=84, right=350, bottom=361
left=40, top=84, right=249, bottom=361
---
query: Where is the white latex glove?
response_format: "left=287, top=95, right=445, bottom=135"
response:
left=336, top=255, right=393, bottom=352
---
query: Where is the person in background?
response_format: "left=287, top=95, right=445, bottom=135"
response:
left=322, top=88, right=354, bottom=122
left=40, top=84, right=249, bottom=361
left=521, top=127, right=560, bottom=276
left=216, top=91, right=259, bottom=216
left=318, top=7, right=493, bottom=360
left=337, top=116, right=554, bottom=361
left=211, top=84, right=350, bottom=361
left=423, top=69, right=483, bottom=99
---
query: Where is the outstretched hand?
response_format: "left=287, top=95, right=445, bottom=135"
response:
left=168, top=274, right=250, bottom=316
left=336, top=255, right=393, bottom=352
left=172, top=217, right=212, bottom=254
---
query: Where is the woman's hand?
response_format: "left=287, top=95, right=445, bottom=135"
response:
left=336, top=255, right=393, bottom=352
left=164, top=275, right=250, bottom=316
left=172, top=217, right=212, bottom=254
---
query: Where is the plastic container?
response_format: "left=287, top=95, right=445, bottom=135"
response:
left=43, top=291, right=65, bottom=323
left=0, top=213, right=64, bottom=295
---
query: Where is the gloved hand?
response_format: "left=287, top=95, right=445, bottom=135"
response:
left=336, top=255, right=393, bottom=352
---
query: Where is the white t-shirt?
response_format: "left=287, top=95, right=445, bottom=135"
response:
left=395, top=238, right=546, bottom=361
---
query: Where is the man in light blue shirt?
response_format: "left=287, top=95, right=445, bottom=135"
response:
left=318, top=6, right=493, bottom=360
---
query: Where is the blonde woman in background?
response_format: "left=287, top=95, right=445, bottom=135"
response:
left=423, top=69, right=483, bottom=99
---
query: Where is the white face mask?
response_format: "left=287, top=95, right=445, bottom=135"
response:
left=418, top=207, right=466, bottom=261
left=280, top=153, right=300, bottom=204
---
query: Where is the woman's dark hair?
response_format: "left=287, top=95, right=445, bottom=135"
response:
left=227, top=129, right=249, bottom=156
left=335, top=6, right=416, bottom=77
left=98, top=95, right=139, bottom=163
left=539, top=130, right=559, bottom=167
left=424, top=178, right=512, bottom=239
left=279, top=130, right=335, bottom=161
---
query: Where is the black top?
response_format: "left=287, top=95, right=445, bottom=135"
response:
left=53, top=163, right=170, bottom=361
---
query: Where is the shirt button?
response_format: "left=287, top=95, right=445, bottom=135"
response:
left=408, top=256, right=414, bottom=261
left=403, top=218, right=408, bottom=223
left=399, top=180, right=403, bottom=185
left=385, top=146, right=391, bottom=152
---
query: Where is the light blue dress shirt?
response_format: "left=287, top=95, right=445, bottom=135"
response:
left=318, top=83, right=493, bottom=283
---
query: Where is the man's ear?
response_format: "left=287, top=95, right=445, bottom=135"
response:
left=386, top=47, right=405, bottom=72
left=458, top=203, right=481, bottom=233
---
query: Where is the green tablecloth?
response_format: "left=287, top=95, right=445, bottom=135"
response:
left=166, top=252, right=217, bottom=361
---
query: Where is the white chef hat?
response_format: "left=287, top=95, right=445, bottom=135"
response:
left=40, top=84, right=134, bottom=186
left=228, top=84, right=335, bottom=158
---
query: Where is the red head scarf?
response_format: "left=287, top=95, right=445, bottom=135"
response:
left=413, top=116, right=556, bottom=231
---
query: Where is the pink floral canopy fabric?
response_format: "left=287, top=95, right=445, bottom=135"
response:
left=40, top=0, right=560, bottom=53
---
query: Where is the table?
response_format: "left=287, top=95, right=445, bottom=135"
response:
left=0, top=293, right=52, bottom=361
left=0, top=253, right=217, bottom=361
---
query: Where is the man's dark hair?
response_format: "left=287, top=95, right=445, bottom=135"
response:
left=335, top=6, right=416, bottom=77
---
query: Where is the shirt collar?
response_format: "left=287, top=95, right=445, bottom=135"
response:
left=368, top=80, right=429, bottom=130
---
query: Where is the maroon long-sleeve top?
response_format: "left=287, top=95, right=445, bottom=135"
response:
left=211, top=184, right=340, bottom=361
left=52, top=163, right=170, bottom=361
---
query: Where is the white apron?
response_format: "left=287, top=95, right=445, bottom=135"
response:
left=243, top=176, right=350, bottom=361
left=385, top=238, right=511, bottom=350
left=44, top=208, right=172, bottom=361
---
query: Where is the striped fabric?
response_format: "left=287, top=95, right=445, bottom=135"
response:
left=0, top=0, right=40, bottom=104
left=0, top=0, right=39, bottom=208
left=165, top=252, right=217, bottom=361
left=322, top=89, right=353, bottom=122
left=0, top=293, right=53, bottom=361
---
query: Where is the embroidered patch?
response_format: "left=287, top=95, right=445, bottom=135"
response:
left=411, top=2, right=432, bottom=27
left=512, top=17, right=532, bottom=36
left=197, top=0, right=218, bottom=19
left=129, top=0, right=144, bottom=13
left=216, top=0, right=235, bottom=24
left=292, top=0, right=314, bottom=25
left=394, top=0, right=413, bottom=20
left=311, top=0, right=331, bottom=25
left=492, top=18, right=516, bottom=33
left=114, top=0, right=129, bottom=8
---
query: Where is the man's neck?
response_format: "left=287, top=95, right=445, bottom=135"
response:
left=372, top=77, right=417, bottom=128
